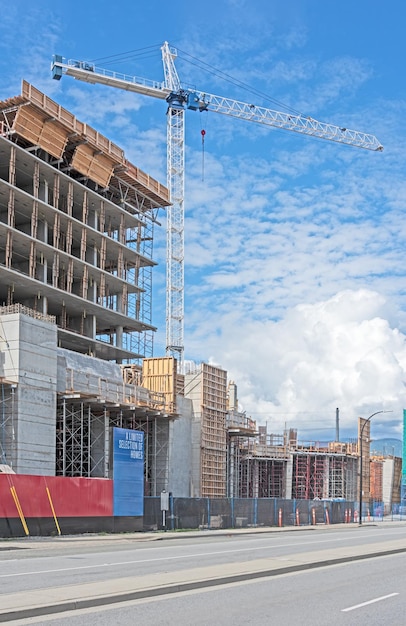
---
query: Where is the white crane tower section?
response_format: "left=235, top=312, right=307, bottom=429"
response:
left=52, top=42, right=383, bottom=366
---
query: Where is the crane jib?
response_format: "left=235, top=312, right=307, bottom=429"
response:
left=51, top=47, right=383, bottom=364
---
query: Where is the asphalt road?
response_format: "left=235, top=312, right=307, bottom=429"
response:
left=1, top=523, right=406, bottom=622
left=8, top=549, right=406, bottom=625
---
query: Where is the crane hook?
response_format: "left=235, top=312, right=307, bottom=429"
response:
left=201, top=129, right=206, bottom=182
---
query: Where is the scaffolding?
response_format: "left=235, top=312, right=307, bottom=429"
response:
left=0, top=382, right=16, bottom=468
left=54, top=356, right=177, bottom=494
left=293, top=454, right=320, bottom=500
left=238, top=457, right=286, bottom=498
left=229, top=430, right=288, bottom=498
left=56, top=396, right=171, bottom=495
left=291, top=450, right=358, bottom=501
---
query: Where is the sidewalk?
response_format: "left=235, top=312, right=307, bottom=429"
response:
left=1, top=519, right=402, bottom=550
left=1, top=524, right=406, bottom=622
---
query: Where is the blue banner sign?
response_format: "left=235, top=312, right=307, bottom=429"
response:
left=112, top=427, right=144, bottom=516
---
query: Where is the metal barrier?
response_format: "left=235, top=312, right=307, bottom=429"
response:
left=143, top=497, right=356, bottom=531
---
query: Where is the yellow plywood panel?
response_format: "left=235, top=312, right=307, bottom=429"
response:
left=92, top=153, right=116, bottom=186
left=142, top=357, right=177, bottom=413
left=71, top=144, right=93, bottom=171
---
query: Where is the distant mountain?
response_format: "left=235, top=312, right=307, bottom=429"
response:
left=370, top=438, right=402, bottom=457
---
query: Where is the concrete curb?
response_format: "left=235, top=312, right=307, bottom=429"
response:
left=2, top=520, right=399, bottom=551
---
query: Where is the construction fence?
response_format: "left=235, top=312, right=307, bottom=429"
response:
left=143, top=497, right=355, bottom=531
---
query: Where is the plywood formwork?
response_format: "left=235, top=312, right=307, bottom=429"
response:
left=184, top=363, right=227, bottom=497
left=13, top=105, right=70, bottom=160
left=370, top=458, right=383, bottom=501
left=71, top=144, right=116, bottom=188
left=1, top=81, right=170, bottom=206
left=200, top=363, right=227, bottom=498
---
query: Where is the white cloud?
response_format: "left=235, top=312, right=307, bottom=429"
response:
left=203, top=289, right=406, bottom=440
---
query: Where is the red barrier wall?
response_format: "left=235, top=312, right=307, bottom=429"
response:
left=0, top=474, right=113, bottom=518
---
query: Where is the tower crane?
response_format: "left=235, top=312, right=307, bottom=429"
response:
left=51, top=42, right=383, bottom=366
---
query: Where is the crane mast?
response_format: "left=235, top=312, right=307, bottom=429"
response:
left=161, top=44, right=185, bottom=362
left=52, top=42, right=383, bottom=367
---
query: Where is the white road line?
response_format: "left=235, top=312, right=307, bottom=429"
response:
left=1, top=533, right=405, bottom=578
left=0, top=538, right=344, bottom=577
left=342, top=592, right=399, bottom=612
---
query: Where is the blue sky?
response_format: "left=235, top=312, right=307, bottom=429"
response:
left=1, top=0, right=406, bottom=441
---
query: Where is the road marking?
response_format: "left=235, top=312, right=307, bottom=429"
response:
left=342, top=592, right=399, bottom=612
left=1, top=531, right=405, bottom=578
left=0, top=539, right=341, bottom=577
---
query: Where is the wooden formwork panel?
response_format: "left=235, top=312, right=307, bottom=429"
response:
left=370, top=459, right=383, bottom=501
left=123, top=159, right=171, bottom=205
left=82, top=124, right=124, bottom=162
left=21, top=81, right=124, bottom=164
left=13, top=105, right=69, bottom=159
left=4, top=82, right=170, bottom=207
left=22, top=80, right=76, bottom=130
left=71, top=144, right=115, bottom=188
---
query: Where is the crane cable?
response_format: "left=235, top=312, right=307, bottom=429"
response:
left=175, top=48, right=303, bottom=118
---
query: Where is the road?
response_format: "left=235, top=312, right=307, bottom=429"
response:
left=1, top=524, right=406, bottom=623
left=10, top=551, right=406, bottom=625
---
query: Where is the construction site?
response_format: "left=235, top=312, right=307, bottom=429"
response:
left=0, top=81, right=400, bottom=519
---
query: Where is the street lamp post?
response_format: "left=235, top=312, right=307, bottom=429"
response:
left=358, top=410, right=392, bottom=526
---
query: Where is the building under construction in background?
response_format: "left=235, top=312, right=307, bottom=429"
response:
left=225, top=383, right=359, bottom=502
left=0, top=82, right=401, bottom=507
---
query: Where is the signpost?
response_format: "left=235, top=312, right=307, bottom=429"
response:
left=161, top=490, right=169, bottom=530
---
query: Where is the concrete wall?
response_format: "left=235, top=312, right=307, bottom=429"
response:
left=167, top=395, right=193, bottom=496
left=382, top=458, right=395, bottom=508
left=0, top=312, right=57, bottom=474
left=184, top=372, right=203, bottom=497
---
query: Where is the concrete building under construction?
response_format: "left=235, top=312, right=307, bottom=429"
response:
left=0, top=81, right=180, bottom=493
left=0, top=81, right=396, bottom=508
